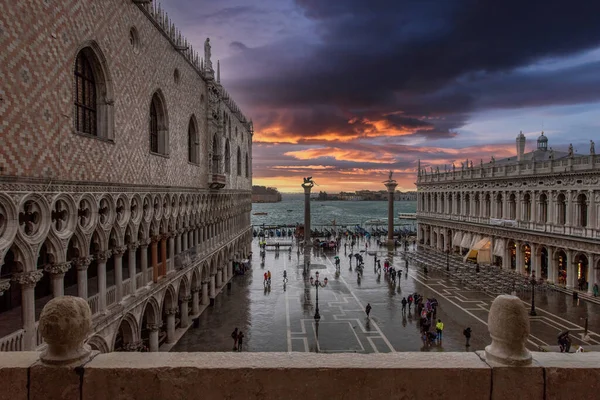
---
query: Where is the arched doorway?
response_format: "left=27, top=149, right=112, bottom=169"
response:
left=555, top=249, right=567, bottom=286
left=574, top=254, right=588, bottom=291
left=140, top=298, right=159, bottom=352
left=523, top=244, right=531, bottom=274
left=0, top=247, right=24, bottom=339
left=113, top=315, right=138, bottom=351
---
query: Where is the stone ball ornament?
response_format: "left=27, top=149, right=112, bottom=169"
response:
left=485, top=295, right=532, bottom=366
left=39, top=296, right=94, bottom=366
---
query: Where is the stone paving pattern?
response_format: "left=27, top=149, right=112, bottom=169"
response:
left=173, top=238, right=600, bottom=353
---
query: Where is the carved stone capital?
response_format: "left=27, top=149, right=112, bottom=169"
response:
left=74, top=257, right=92, bottom=271
left=112, top=246, right=128, bottom=257
left=140, top=238, right=151, bottom=247
left=127, top=241, right=140, bottom=251
left=147, top=323, right=162, bottom=332
left=44, top=261, right=72, bottom=275
left=181, top=295, right=192, bottom=303
left=12, top=270, right=44, bottom=287
left=96, top=250, right=112, bottom=263
left=123, top=340, right=144, bottom=352
left=0, top=279, right=10, bottom=295
left=201, top=280, right=210, bottom=285
left=151, top=236, right=160, bottom=244
left=165, top=307, right=178, bottom=315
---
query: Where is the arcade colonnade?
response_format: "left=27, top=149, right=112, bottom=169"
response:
left=418, top=222, right=600, bottom=295
left=0, top=190, right=252, bottom=352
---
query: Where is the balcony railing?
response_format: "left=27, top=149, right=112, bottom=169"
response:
left=0, top=329, right=24, bottom=351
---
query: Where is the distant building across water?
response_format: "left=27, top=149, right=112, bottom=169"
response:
left=317, top=190, right=417, bottom=201
left=252, top=185, right=283, bottom=203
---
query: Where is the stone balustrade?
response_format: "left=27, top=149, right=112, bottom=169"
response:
left=1, top=295, right=599, bottom=400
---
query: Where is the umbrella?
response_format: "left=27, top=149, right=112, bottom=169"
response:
left=558, top=330, right=570, bottom=339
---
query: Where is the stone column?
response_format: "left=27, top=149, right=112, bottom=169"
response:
left=113, top=246, right=127, bottom=303
left=188, top=230, right=194, bottom=249
left=74, top=257, right=92, bottom=299
left=44, top=262, right=71, bottom=298
left=566, top=190, right=573, bottom=227
left=96, top=250, right=111, bottom=312
left=588, top=254, right=596, bottom=295
left=548, top=246, right=556, bottom=284
left=12, top=271, right=43, bottom=350
left=302, top=181, right=313, bottom=251
left=151, top=236, right=159, bottom=283
left=216, top=267, right=223, bottom=287
left=209, top=273, right=216, bottom=303
left=566, top=249, right=574, bottom=288
left=385, top=178, right=398, bottom=245
left=530, top=243, right=539, bottom=277
left=227, top=259, right=233, bottom=282
left=168, top=234, right=175, bottom=273
left=182, top=229, right=188, bottom=252
left=161, top=235, right=167, bottom=277
left=127, top=242, right=138, bottom=294
left=191, top=287, right=200, bottom=315
left=140, top=239, right=150, bottom=287
left=147, top=323, right=160, bottom=352
left=165, top=308, right=177, bottom=343
left=201, top=280, right=209, bottom=305
left=175, top=231, right=181, bottom=255
left=180, top=296, right=191, bottom=328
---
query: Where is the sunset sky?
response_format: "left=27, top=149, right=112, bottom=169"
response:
left=163, top=0, right=600, bottom=192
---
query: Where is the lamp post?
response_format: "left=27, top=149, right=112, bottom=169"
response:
left=446, top=248, right=450, bottom=272
left=529, top=273, right=537, bottom=316
left=310, top=271, right=328, bottom=320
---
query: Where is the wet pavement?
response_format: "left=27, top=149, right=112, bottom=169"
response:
left=172, top=238, right=600, bottom=353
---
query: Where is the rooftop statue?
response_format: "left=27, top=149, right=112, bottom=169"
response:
left=388, top=170, right=393, bottom=181
left=568, top=143, right=573, bottom=157
left=491, top=156, right=495, bottom=163
left=549, top=147, right=554, bottom=159
left=591, top=140, right=595, bottom=155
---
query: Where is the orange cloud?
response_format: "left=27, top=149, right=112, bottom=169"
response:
left=284, top=147, right=395, bottom=163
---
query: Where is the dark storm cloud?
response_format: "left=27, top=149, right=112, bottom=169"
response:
left=226, top=0, right=600, bottom=139
left=229, top=41, right=248, bottom=52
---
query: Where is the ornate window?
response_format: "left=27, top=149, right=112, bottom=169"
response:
left=577, top=193, right=588, bottom=227
left=539, top=193, right=548, bottom=223
left=557, top=193, right=566, bottom=225
left=211, top=134, right=219, bottom=174
left=237, top=147, right=242, bottom=176
left=73, top=45, right=113, bottom=140
left=523, top=193, right=531, bottom=221
left=188, top=116, right=198, bottom=164
left=74, top=52, right=97, bottom=135
left=149, top=91, right=168, bottom=155
left=224, top=140, right=231, bottom=173
left=508, top=194, right=516, bottom=220
left=496, top=193, right=503, bottom=219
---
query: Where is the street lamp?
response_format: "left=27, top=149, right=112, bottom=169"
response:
left=446, top=248, right=450, bottom=272
left=529, top=273, right=537, bottom=316
left=310, top=271, right=328, bottom=320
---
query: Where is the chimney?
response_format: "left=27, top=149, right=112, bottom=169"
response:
left=516, top=131, right=526, bottom=162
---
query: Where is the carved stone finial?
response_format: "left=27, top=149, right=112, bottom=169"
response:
left=39, top=296, right=94, bottom=366
left=485, top=295, right=532, bottom=366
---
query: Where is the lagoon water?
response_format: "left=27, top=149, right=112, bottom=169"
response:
left=251, top=194, right=417, bottom=227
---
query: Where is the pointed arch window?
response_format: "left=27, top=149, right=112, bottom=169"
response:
left=73, top=45, right=114, bottom=140
left=237, top=147, right=242, bottom=176
left=149, top=91, right=168, bottom=155
left=211, top=134, right=220, bottom=174
left=224, top=140, right=231, bottom=173
left=188, top=117, right=198, bottom=164
left=245, top=153, right=249, bottom=178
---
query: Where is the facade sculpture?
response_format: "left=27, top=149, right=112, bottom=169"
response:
left=0, top=1, right=253, bottom=352
left=417, top=132, right=600, bottom=295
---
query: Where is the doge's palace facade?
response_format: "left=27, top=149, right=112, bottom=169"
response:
left=0, top=1, right=252, bottom=352
left=417, top=133, right=600, bottom=297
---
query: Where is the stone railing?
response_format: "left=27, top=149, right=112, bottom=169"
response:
left=135, top=272, right=143, bottom=289
left=87, top=294, right=99, bottom=315
left=0, top=328, right=23, bottom=351
left=418, top=154, right=600, bottom=183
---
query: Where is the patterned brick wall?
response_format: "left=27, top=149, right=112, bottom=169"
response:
left=0, top=0, right=252, bottom=191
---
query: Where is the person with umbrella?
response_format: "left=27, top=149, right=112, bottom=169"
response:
left=558, top=330, right=571, bottom=353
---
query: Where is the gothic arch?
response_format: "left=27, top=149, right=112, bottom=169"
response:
left=87, top=334, right=110, bottom=354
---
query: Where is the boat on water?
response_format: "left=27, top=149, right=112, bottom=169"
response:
left=287, top=210, right=293, bottom=212
left=253, top=212, right=268, bottom=216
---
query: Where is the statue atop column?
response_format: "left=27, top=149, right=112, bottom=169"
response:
left=301, top=177, right=314, bottom=188
left=204, top=38, right=213, bottom=71
left=549, top=147, right=554, bottom=160
left=590, top=140, right=595, bottom=155
left=568, top=143, right=573, bottom=157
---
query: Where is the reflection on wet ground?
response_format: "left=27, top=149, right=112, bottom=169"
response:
left=172, top=238, right=600, bottom=353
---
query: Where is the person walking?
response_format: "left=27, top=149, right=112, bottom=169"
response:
left=407, top=294, right=413, bottom=312
left=231, top=328, right=239, bottom=351
left=267, top=270, right=272, bottom=285
left=237, top=331, right=245, bottom=352
left=436, top=319, right=444, bottom=343
left=365, top=303, right=372, bottom=317
left=464, top=327, right=472, bottom=347
left=401, top=297, right=407, bottom=314
left=594, top=283, right=599, bottom=297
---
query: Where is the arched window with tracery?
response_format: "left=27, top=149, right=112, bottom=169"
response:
left=188, top=116, right=198, bottom=164
left=237, top=147, right=242, bottom=176
left=73, top=45, right=113, bottom=140
left=149, top=91, right=168, bottom=155
left=224, top=140, right=231, bottom=173
left=75, top=52, right=97, bottom=135
left=211, top=134, right=219, bottom=174
left=577, top=193, right=588, bottom=227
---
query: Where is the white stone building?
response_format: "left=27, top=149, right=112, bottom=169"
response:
left=0, top=1, right=252, bottom=352
left=416, top=133, right=599, bottom=295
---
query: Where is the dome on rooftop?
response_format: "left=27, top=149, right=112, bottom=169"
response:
left=537, top=131, right=548, bottom=151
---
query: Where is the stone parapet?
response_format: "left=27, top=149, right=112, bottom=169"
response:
left=0, top=352, right=598, bottom=400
